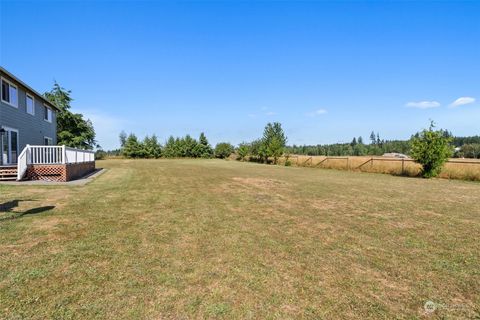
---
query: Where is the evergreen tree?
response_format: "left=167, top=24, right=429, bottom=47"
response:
left=163, top=136, right=177, bottom=158
left=119, top=131, right=127, bottom=148
left=237, top=143, right=250, bottom=161
left=351, top=137, right=357, bottom=147
left=122, top=134, right=143, bottom=158
left=262, top=122, right=287, bottom=164
left=143, top=135, right=162, bottom=158
left=193, top=132, right=213, bottom=158
left=370, top=131, right=376, bottom=145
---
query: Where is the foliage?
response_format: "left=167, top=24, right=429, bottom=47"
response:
left=262, top=122, right=287, bottom=164
left=95, top=150, right=107, bottom=160
left=119, top=131, right=127, bottom=148
left=120, top=132, right=213, bottom=159
left=44, top=82, right=96, bottom=149
left=143, top=135, right=162, bottom=158
left=122, top=134, right=144, bottom=158
left=456, top=143, right=480, bottom=159
left=194, top=133, right=213, bottom=158
left=214, top=142, right=234, bottom=159
left=236, top=143, right=250, bottom=161
left=410, top=122, right=453, bottom=178
left=286, top=134, right=411, bottom=157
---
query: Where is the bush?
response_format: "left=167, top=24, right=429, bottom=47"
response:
left=237, top=143, right=250, bottom=161
left=214, top=143, right=234, bottom=159
left=411, top=122, right=453, bottom=178
left=95, top=150, right=107, bottom=160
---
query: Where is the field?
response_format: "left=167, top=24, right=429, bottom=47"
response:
left=281, top=155, right=480, bottom=181
left=1, top=159, right=479, bottom=319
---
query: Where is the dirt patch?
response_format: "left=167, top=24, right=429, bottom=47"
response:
left=310, top=199, right=339, bottom=211
left=30, top=216, right=64, bottom=231
left=231, top=177, right=289, bottom=189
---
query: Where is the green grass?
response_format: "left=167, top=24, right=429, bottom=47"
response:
left=1, top=159, right=479, bottom=319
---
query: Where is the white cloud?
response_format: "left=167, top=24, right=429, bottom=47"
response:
left=265, top=111, right=277, bottom=116
left=405, top=101, right=441, bottom=109
left=449, top=96, right=476, bottom=108
left=306, top=109, right=328, bottom=117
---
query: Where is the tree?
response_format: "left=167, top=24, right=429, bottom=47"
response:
left=350, top=137, right=357, bottom=147
left=163, top=136, right=178, bottom=158
left=143, top=135, right=162, bottom=158
left=44, top=82, right=96, bottom=149
left=214, top=142, right=234, bottom=159
left=370, top=131, right=376, bottom=145
left=193, top=133, right=213, bottom=158
left=119, top=131, right=127, bottom=148
left=122, top=134, right=143, bottom=158
left=262, top=122, right=287, bottom=164
left=410, top=121, right=453, bottom=178
left=460, top=144, right=480, bottom=159
left=358, top=136, right=364, bottom=145
left=237, top=143, right=250, bottom=161
left=183, top=135, right=198, bottom=157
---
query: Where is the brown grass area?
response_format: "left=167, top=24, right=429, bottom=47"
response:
left=282, top=155, right=480, bottom=181
left=0, top=159, right=479, bottom=319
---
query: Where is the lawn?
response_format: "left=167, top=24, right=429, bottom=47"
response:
left=1, top=159, right=479, bottom=319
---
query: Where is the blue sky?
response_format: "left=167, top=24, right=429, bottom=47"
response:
left=1, top=1, right=479, bottom=150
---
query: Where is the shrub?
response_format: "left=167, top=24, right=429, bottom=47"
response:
left=95, top=150, right=107, bottom=160
left=410, top=121, right=453, bottom=178
left=237, top=143, right=250, bottom=161
left=214, top=143, right=234, bottom=159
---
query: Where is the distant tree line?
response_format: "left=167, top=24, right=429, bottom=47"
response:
left=113, top=131, right=236, bottom=159
left=285, top=131, right=480, bottom=159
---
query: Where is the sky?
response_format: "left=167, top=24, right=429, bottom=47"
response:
left=1, top=1, right=479, bottom=150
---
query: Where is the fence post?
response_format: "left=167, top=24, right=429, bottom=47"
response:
left=402, top=158, right=405, bottom=175
left=347, top=157, right=349, bottom=170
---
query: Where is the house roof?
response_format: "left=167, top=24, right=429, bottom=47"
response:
left=0, top=66, right=61, bottom=112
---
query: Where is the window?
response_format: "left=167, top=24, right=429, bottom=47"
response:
left=44, top=105, right=52, bottom=122
left=44, top=137, right=53, bottom=146
left=26, top=94, right=35, bottom=115
left=1, top=78, right=18, bottom=107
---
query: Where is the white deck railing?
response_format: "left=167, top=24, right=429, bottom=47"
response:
left=17, top=145, right=95, bottom=180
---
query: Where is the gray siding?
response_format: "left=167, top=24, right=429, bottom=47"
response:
left=0, top=71, right=57, bottom=154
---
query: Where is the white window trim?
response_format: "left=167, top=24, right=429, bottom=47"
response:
left=44, top=104, right=53, bottom=123
left=44, top=136, right=53, bottom=146
left=1, top=77, right=19, bottom=108
left=26, top=93, right=35, bottom=116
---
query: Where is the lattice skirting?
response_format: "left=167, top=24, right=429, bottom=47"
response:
left=26, top=162, right=95, bottom=182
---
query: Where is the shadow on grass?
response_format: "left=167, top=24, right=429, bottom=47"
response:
left=0, top=200, right=55, bottom=221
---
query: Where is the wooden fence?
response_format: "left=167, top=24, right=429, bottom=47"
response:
left=280, top=155, right=480, bottom=181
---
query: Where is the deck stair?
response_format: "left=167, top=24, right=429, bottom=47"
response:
left=0, top=166, right=18, bottom=181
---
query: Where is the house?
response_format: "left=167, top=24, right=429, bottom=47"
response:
left=1, top=66, right=59, bottom=165
left=0, top=67, right=95, bottom=181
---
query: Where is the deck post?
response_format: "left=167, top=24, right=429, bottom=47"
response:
left=62, top=145, right=66, bottom=164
